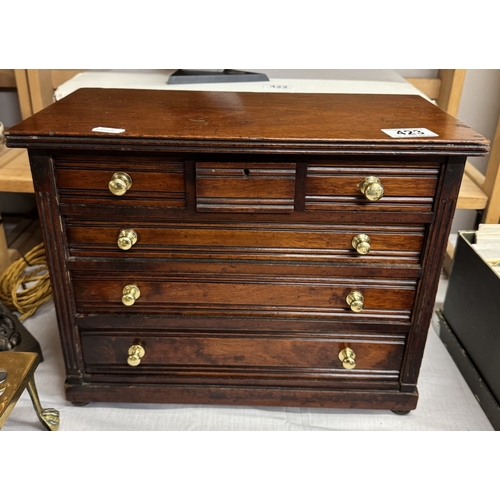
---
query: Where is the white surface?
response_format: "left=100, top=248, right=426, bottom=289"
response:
left=54, top=69, right=429, bottom=100
left=2, top=280, right=493, bottom=431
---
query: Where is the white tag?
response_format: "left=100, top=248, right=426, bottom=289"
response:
left=382, top=127, right=438, bottom=138
left=263, top=84, right=294, bottom=91
left=92, top=126, right=125, bottom=134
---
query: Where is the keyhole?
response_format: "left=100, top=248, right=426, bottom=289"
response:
left=243, top=168, right=250, bottom=177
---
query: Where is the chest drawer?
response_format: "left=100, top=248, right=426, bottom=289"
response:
left=54, top=155, right=186, bottom=209
left=71, top=275, right=416, bottom=321
left=65, top=222, right=426, bottom=265
left=81, top=333, right=406, bottom=375
left=195, top=162, right=296, bottom=213
left=306, top=164, right=439, bottom=211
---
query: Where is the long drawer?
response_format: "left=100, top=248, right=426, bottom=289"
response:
left=65, top=222, right=426, bottom=265
left=71, top=275, right=417, bottom=321
left=80, top=333, right=405, bottom=374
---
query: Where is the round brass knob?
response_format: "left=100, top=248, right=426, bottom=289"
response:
left=339, top=347, right=356, bottom=369
left=117, top=229, right=138, bottom=250
left=122, top=284, right=141, bottom=306
left=109, top=172, right=132, bottom=196
left=127, top=344, right=145, bottom=366
left=352, top=234, right=371, bottom=254
left=358, top=176, right=384, bottom=201
left=346, top=290, right=364, bottom=312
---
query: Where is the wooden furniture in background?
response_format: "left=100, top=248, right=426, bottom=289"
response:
left=6, top=88, right=488, bottom=412
left=407, top=69, right=466, bottom=117
left=476, top=114, right=500, bottom=223
left=408, top=71, right=495, bottom=218
left=14, top=69, right=83, bottom=119
left=0, top=70, right=81, bottom=272
left=409, top=70, right=500, bottom=271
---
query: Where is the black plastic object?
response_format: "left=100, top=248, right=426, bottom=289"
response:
left=167, top=69, right=269, bottom=85
left=438, top=230, right=500, bottom=430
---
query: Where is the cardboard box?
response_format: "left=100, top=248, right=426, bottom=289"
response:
left=436, top=230, right=500, bottom=430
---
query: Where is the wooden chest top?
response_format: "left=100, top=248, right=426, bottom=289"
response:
left=5, top=88, right=489, bottom=155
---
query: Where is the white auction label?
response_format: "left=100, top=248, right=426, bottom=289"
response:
left=263, top=84, right=294, bottom=91
left=382, top=127, right=438, bottom=138
left=92, top=126, right=126, bottom=134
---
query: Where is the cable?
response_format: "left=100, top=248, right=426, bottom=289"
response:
left=0, top=242, right=52, bottom=321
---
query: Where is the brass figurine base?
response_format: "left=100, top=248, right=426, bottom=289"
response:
left=0, top=351, right=60, bottom=431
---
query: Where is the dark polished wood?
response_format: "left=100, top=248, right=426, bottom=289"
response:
left=5, top=89, right=488, bottom=154
left=5, top=89, right=489, bottom=413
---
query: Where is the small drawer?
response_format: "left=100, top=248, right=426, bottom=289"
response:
left=196, top=162, right=296, bottom=213
left=81, top=334, right=405, bottom=374
left=306, top=164, right=439, bottom=212
left=54, top=155, right=186, bottom=209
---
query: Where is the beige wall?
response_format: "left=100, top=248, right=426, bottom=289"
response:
left=0, top=89, right=21, bottom=128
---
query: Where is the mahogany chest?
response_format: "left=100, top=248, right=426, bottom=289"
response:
left=5, top=88, right=488, bottom=413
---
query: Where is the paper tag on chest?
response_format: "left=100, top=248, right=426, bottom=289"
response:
left=381, top=127, right=438, bottom=138
left=92, top=126, right=126, bottom=134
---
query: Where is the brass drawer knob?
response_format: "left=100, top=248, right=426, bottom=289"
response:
left=358, top=176, right=384, bottom=201
left=352, top=234, right=371, bottom=254
left=346, top=290, right=364, bottom=312
left=109, top=172, right=132, bottom=196
left=117, top=229, right=138, bottom=250
left=122, top=284, right=141, bottom=306
left=127, top=345, right=145, bottom=366
left=339, top=347, right=356, bottom=369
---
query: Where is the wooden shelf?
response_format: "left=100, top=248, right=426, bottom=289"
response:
left=456, top=162, right=488, bottom=210
left=444, top=110, right=500, bottom=272
left=0, top=147, right=33, bottom=193
left=407, top=69, right=466, bottom=117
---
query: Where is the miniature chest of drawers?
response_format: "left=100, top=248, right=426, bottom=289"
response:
left=5, top=88, right=488, bottom=413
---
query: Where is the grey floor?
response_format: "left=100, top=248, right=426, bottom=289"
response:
left=2, top=275, right=494, bottom=431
